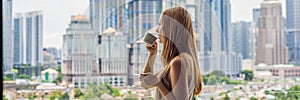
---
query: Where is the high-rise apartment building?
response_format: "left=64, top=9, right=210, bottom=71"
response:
left=13, top=11, right=43, bottom=78
left=3, top=0, right=13, bottom=74
left=256, top=0, right=289, bottom=65
left=286, top=0, right=300, bottom=65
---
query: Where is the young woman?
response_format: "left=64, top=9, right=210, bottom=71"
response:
left=139, top=6, right=203, bottom=99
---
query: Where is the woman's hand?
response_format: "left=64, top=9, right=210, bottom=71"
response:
left=146, top=42, right=158, bottom=55
left=139, top=72, right=160, bottom=89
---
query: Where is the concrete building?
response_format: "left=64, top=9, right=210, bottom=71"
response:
left=3, top=0, right=14, bottom=74
left=255, top=64, right=300, bottom=79
left=256, top=0, right=289, bottom=65
left=98, top=27, right=127, bottom=87
left=231, top=21, right=251, bottom=59
left=13, top=11, right=44, bottom=78
left=285, top=0, right=300, bottom=65
left=62, top=14, right=99, bottom=89
left=41, top=68, right=59, bottom=82
left=43, top=50, right=57, bottom=68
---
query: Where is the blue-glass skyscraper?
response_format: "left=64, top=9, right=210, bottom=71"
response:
left=286, top=0, right=300, bottom=65
left=3, top=0, right=13, bottom=75
left=252, top=8, right=260, bottom=27
left=13, top=11, right=43, bottom=78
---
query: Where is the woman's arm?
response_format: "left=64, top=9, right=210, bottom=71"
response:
left=143, top=42, right=158, bottom=73
left=156, top=57, right=189, bottom=99
left=143, top=54, right=156, bottom=73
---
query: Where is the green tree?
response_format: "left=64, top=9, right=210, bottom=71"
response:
left=57, top=66, right=62, bottom=73
left=207, top=75, right=218, bottom=85
left=3, top=95, right=9, bottom=100
left=17, top=74, right=30, bottom=79
left=74, top=88, right=84, bottom=98
left=222, top=94, right=230, bottom=100
left=211, top=70, right=225, bottom=77
left=250, top=96, right=257, bottom=100
left=25, top=93, right=38, bottom=99
left=60, top=92, right=69, bottom=100
left=242, top=70, right=253, bottom=81
left=49, top=90, right=63, bottom=100
left=286, top=85, right=300, bottom=100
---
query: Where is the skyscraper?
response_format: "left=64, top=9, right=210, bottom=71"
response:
left=253, top=8, right=260, bottom=27
left=3, top=0, right=13, bottom=74
left=286, top=0, right=300, bottom=65
left=89, top=0, right=128, bottom=34
left=13, top=11, right=43, bottom=78
left=128, top=0, right=162, bottom=42
left=213, top=0, right=231, bottom=52
left=256, top=0, right=289, bottom=65
left=231, top=21, right=251, bottom=59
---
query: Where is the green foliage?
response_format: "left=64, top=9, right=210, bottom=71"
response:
left=60, top=92, right=69, bottom=100
left=250, top=96, right=257, bottom=100
left=286, top=85, right=300, bottom=100
left=42, top=80, right=47, bottom=83
left=17, top=74, right=30, bottom=79
left=74, top=88, right=84, bottom=98
left=52, top=73, right=62, bottom=83
left=222, top=94, right=230, bottom=100
left=57, top=66, right=62, bottom=73
left=211, top=70, right=225, bottom=77
left=48, top=90, right=64, bottom=100
left=25, top=93, right=38, bottom=99
left=242, top=70, right=253, bottom=81
left=124, top=93, right=139, bottom=100
left=3, top=95, right=9, bottom=100
left=3, top=75, right=13, bottom=81
left=84, top=83, right=121, bottom=99
left=207, top=75, right=218, bottom=85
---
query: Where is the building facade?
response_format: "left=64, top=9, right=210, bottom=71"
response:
left=255, top=64, right=300, bottom=79
left=231, top=21, right=251, bottom=59
left=13, top=11, right=44, bottom=78
left=3, top=0, right=14, bottom=74
left=89, top=0, right=128, bottom=34
left=256, top=0, right=289, bottom=65
left=98, top=28, right=127, bottom=87
left=62, top=15, right=99, bottom=89
left=286, top=0, right=300, bottom=65
left=252, top=8, right=260, bottom=27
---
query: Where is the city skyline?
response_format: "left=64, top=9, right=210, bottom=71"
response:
left=13, top=0, right=286, bottom=49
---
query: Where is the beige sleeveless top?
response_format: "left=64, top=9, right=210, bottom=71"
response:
left=155, top=53, right=196, bottom=100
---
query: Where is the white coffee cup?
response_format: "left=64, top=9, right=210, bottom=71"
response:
left=143, top=32, right=157, bottom=45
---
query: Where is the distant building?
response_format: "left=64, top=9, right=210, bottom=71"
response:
left=242, top=59, right=255, bottom=71
left=98, top=27, right=127, bottom=87
left=286, top=0, right=300, bottom=65
left=43, top=50, right=57, bottom=68
left=13, top=11, right=44, bottom=78
left=231, top=21, right=251, bottom=59
left=41, top=68, right=59, bottom=82
left=255, top=64, right=300, bottom=79
left=252, top=8, right=260, bottom=27
left=256, top=0, right=289, bottom=65
left=3, top=0, right=14, bottom=74
left=62, top=14, right=98, bottom=89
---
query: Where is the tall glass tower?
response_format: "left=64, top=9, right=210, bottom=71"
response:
left=286, top=0, right=300, bottom=65
left=3, top=0, right=13, bottom=75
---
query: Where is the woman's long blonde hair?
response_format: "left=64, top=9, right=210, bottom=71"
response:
left=160, top=6, right=203, bottom=95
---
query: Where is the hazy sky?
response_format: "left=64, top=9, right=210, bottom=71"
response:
left=13, top=0, right=286, bottom=49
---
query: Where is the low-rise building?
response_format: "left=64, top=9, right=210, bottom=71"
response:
left=255, top=64, right=300, bottom=79
left=41, top=68, right=59, bottom=82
